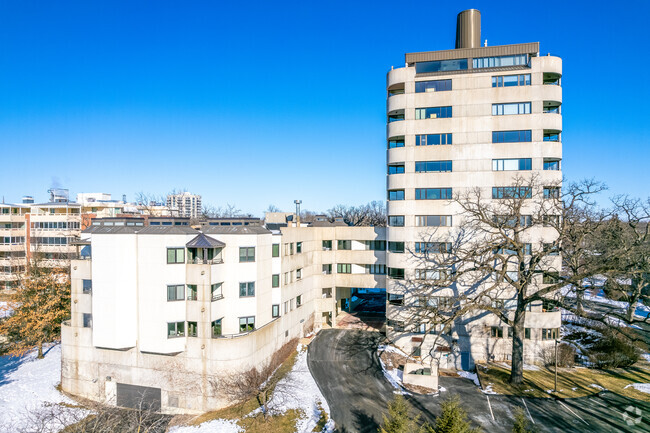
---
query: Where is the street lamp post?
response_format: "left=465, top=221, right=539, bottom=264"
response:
left=554, top=338, right=558, bottom=392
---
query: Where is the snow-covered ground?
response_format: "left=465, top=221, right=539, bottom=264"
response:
left=0, top=301, right=11, bottom=319
left=624, top=383, right=650, bottom=394
left=0, top=344, right=74, bottom=429
left=562, top=284, right=650, bottom=318
left=170, top=345, right=334, bottom=433
left=456, top=371, right=480, bottom=386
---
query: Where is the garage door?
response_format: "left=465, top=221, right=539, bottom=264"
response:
left=116, top=383, right=161, bottom=411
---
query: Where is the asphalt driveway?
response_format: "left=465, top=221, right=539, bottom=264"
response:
left=307, top=329, right=650, bottom=433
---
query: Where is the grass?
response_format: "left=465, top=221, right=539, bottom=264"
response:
left=476, top=360, right=650, bottom=400
left=312, top=401, right=329, bottom=432
left=189, top=348, right=301, bottom=430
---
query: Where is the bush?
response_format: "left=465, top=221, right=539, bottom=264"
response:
left=587, top=333, right=640, bottom=369
left=540, top=343, right=575, bottom=368
left=378, top=394, right=425, bottom=433
left=429, top=395, right=481, bottom=433
left=512, top=408, right=538, bottom=433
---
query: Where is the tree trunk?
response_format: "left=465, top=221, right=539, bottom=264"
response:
left=37, top=341, right=43, bottom=359
left=509, top=310, right=525, bottom=385
left=626, top=290, right=640, bottom=323
left=575, top=287, right=584, bottom=315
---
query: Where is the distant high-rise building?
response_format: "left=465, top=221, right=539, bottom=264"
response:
left=167, top=192, right=202, bottom=219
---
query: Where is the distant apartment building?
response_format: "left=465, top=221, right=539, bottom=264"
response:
left=61, top=217, right=385, bottom=413
left=385, top=9, right=562, bottom=368
left=167, top=192, right=202, bottom=219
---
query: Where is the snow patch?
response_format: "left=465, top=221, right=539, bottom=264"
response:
left=642, top=353, right=650, bottom=363
left=378, top=357, right=410, bottom=396
left=456, top=371, right=480, bottom=387
left=169, top=419, right=244, bottom=433
left=589, top=384, right=605, bottom=391
left=482, top=384, right=499, bottom=395
left=624, top=383, right=650, bottom=394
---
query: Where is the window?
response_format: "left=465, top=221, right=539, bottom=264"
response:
left=416, top=133, right=452, bottom=146
left=492, top=74, right=531, bottom=87
left=322, top=240, right=332, bottom=251
left=365, top=264, right=387, bottom=274
left=388, top=138, right=405, bottom=148
left=211, top=283, right=223, bottom=301
left=283, top=272, right=291, bottom=284
left=82, top=279, right=92, bottom=294
left=387, top=319, right=405, bottom=332
left=337, top=240, right=351, bottom=250
left=543, top=243, right=560, bottom=256
left=187, top=321, right=198, bottom=337
left=388, top=216, right=404, bottom=227
left=388, top=190, right=405, bottom=201
left=284, top=301, right=289, bottom=314
left=337, top=263, right=351, bottom=274
left=416, top=58, right=468, bottom=73
left=415, top=160, right=452, bottom=173
left=525, top=328, right=531, bottom=339
left=388, top=242, right=404, bottom=253
left=493, top=215, right=532, bottom=227
left=322, top=264, right=332, bottom=275
left=492, top=130, right=532, bottom=143
left=492, top=158, right=532, bottom=171
left=412, top=346, right=422, bottom=357
left=187, top=284, right=198, bottom=301
left=272, top=243, right=280, bottom=257
left=543, top=215, right=560, bottom=227
left=542, top=328, right=559, bottom=340
left=543, top=272, right=559, bottom=284
left=239, top=247, right=255, bottom=262
left=166, top=248, right=185, bottom=264
left=494, top=243, right=532, bottom=255
left=388, top=164, right=405, bottom=175
left=83, top=313, right=92, bottom=328
left=272, top=274, right=280, bottom=288
left=544, top=132, right=560, bottom=142
left=416, top=215, right=452, bottom=227
left=211, top=319, right=222, bottom=337
left=473, top=54, right=528, bottom=68
left=167, top=322, right=185, bottom=338
left=416, top=106, right=452, bottom=119
left=415, top=188, right=452, bottom=200
left=296, top=268, right=302, bottom=280
left=415, top=79, right=452, bottom=92
left=430, top=297, right=453, bottom=310
left=167, top=285, right=184, bottom=301
left=364, top=240, right=386, bottom=250
left=272, top=304, right=280, bottom=318
left=388, top=293, right=404, bottom=305
left=239, top=282, right=255, bottom=297
left=492, top=187, right=532, bottom=199
left=491, top=326, right=504, bottom=338
left=544, top=159, right=561, bottom=171
left=296, top=242, right=302, bottom=253
left=296, top=295, right=302, bottom=307
left=415, top=242, right=452, bottom=254
left=415, top=269, right=447, bottom=280
left=492, top=102, right=531, bottom=116
left=544, top=187, right=560, bottom=199
left=388, top=268, right=405, bottom=280
left=239, top=317, right=255, bottom=333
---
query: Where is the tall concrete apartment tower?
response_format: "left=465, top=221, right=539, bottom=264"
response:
left=385, top=9, right=562, bottom=369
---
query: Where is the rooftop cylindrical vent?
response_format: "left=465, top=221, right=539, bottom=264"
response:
left=455, top=9, right=481, bottom=49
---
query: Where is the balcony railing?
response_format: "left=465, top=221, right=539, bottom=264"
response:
left=189, top=257, right=224, bottom=265
left=211, top=293, right=224, bottom=302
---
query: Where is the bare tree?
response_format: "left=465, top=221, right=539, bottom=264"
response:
left=201, top=203, right=243, bottom=219
left=395, top=176, right=607, bottom=384
left=327, top=200, right=387, bottom=226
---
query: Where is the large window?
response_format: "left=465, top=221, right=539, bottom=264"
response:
left=415, top=242, right=452, bottom=254
left=388, top=164, right=405, bottom=174
left=365, top=240, right=386, bottom=250
left=167, top=248, right=185, bottom=264
left=211, top=283, right=223, bottom=301
left=272, top=243, right=280, bottom=257
left=544, top=132, right=560, bottom=142
left=82, top=279, right=92, bottom=294
left=542, top=328, right=559, bottom=340
left=388, top=267, right=405, bottom=280
left=388, top=242, right=404, bottom=253
left=296, top=242, right=302, bottom=253
left=337, top=240, right=351, bottom=250
left=492, top=102, right=531, bottom=116
left=492, top=187, right=532, bottom=199
left=167, top=285, right=184, bottom=301
left=416, top=58, right=468, bottom=73
left=473, top=54, right=528, bottom=69
left=388, top=138, right=405, bottom=148
left=365, top=264, right=387, bottom=274
left=492, top=130, right=531, bottom=143
left=272, top=304, right=280, bottom=318
left=388, top=216, right=404, bottom=227
left=239, top=316, right=255, bottom=333
left=322, top=264, right=332, bottom=274
left=167, top=322, right=185, bottom=338
left=272, top=274, right=280, bottom=288
left=416, top=215, right=452, bottom=227
left=211, top=319, right=222, bottom=337
left=415, top=79, right=452, bottom=92
left=388, top=293, right=404, bottom=305
left=188, top=321, right=198, bottom=337
left=83, top=313, right=92, bottom=328
left=337, top=263, right=351, bottom=274
left=544, top=159, right=561, bottom=171
left=239, top=282, right=255, bottom=297
left=416, top=106, right=452, bottom=119
left=416, top=133, right=452, bottom=146
left=388, top=190, right=405, bottom=201
left=492, top=74, right=531, bottom=87
left=492, top=158, right=532, bottom=171
left=322, top=240, right=332, bottom=251
left=415, top=160, right=452, bottom=173
left=415, top=269, right=447, bottom=280
left=491, top=326, right=504, bottom=338
left=239, top=247, right=255, bottom=262
left=415, top=188, right=452, bottom=200
left=187, top=284, right=198, bottom=301
left=544, top=187, right=561, bottom=199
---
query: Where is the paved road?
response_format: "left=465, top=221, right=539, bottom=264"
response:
left=307, top=329, right=650, bottom=433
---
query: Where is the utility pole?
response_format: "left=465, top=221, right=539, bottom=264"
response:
left=554, top=338, right=558, bottom=392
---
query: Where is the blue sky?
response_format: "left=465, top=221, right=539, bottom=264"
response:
left=1, top=1, right=649, bottom=215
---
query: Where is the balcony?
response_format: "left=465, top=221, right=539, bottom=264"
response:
left=543, top=101, right=561, bottom=114
left=189, top=257, right=223, bottom=265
